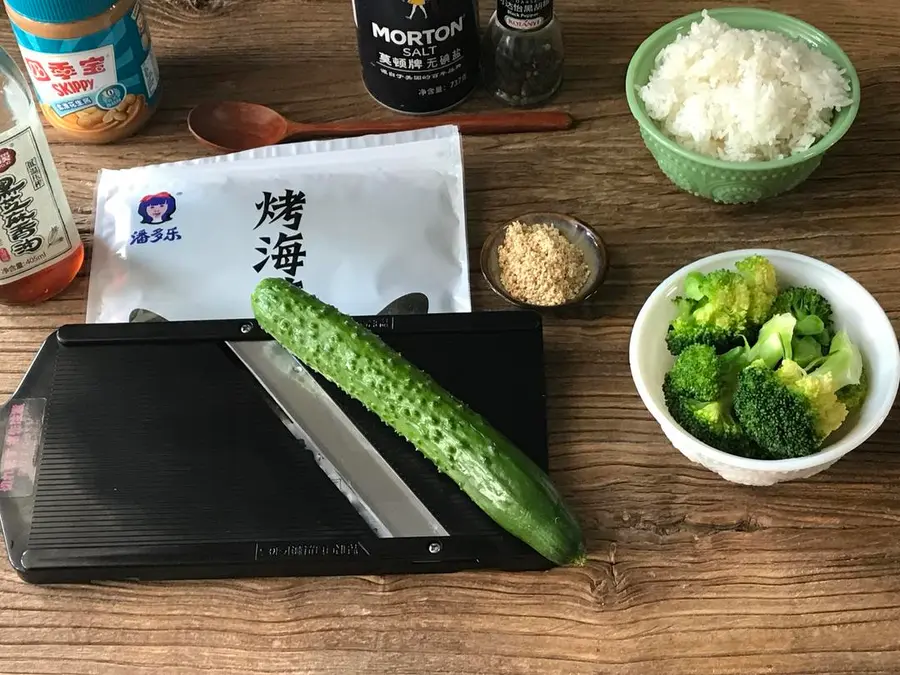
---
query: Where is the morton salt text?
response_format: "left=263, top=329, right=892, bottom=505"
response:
left=372, top=16, right=465, bottom=56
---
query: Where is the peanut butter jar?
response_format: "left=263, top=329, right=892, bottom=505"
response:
left=3, top=0, right=161, bottom=143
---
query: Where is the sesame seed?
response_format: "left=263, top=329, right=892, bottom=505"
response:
left=497, top=221, right=591, bottom=306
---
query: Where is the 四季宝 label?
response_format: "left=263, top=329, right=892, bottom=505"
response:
left=11, top=1, right=160, bottom=135
left=0, top=127, right=80, bottom=284
left=498, top=0, right=554, bottom=31
left=352, top=0, right=480, bottom=114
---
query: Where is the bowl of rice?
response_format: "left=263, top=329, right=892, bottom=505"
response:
left=625, top=8, right=860, bottom=204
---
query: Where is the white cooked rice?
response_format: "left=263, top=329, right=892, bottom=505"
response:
left=638, top=10, right=854, bottom=162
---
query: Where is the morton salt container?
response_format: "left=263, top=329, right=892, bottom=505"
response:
left=351, top=0, right=481, bottom=115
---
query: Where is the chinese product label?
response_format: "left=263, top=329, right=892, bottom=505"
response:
left=353, top=0, right=480, bottom=114
left=87, top=126, right=472, bottom=324
left=498, top=0, right=554, bottom=30
left=11, top=1, right=160, bottom=134
left=0, top=127, right=79, bottom=284
left=252, top=189, right=308, bottom=287
left=0, top=398, right=45, bottom=499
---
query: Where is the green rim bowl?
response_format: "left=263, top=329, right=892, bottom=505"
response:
left=625, top=8, right=861, bottom=205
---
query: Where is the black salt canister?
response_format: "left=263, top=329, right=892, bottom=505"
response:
left=481, top=0, right=564, bottom=107
left=351, top=0, right=482, bottom=115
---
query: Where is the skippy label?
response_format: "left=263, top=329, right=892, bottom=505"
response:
left=11, top=1, right=160, bottom=134
left=0, top=127, right=80, bottom=284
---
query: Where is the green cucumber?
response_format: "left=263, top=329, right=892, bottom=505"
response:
left=250, top=278, right=586, bottom=566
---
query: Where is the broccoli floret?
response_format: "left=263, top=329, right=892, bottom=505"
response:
left=732, top=330, right=863, bottom=459
left=665, top=256, right=779, bottom=356
left=666, top=312, right=796, bottom=399
left=735, top=255, right=778, bottom=326
left=772, top=286, right=834, bottom=345
left=814, top=330, right=864, bottom=391
left=791, top=335, right=825, bottom=369
left=665, top=269, right=753, bottom=355
left=663, top=377, right=763, bottom=458
left=662, top=342, right=752, bottom=454
left=661, top=313, right=797, bottom=458
left=769, top=286, right=835, bottom=370
left=742, top=312, right=797, bottom=368
left=837, top=365, right=868, bottom=412
left=665, top=344, right=722, bottom=401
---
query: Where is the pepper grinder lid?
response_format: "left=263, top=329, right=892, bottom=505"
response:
left=495, top=0, right=555, bottom=31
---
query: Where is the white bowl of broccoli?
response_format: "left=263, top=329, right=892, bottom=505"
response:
left=629, top=248, right=900, bottom=485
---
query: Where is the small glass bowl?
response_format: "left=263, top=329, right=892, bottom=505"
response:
left=480, top=212, right=608, bottom=310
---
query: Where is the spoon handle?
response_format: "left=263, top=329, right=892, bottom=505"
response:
left=286, top=111, right=574, bottom=140
left=439, top=110, right=574, bottom=134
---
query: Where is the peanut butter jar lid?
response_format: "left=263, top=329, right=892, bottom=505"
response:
left=5, top=0, right=118, bottom=24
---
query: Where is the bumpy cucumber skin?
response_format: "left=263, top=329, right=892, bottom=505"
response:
left=251, top=278, right=587, bottom=566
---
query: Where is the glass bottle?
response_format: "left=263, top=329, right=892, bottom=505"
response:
left=0, top=47, right=83, bottom=305
left=481, top=0, right=565, bottom=107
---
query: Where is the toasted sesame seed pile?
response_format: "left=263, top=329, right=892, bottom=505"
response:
left=497, top=221, right=590, bottom=306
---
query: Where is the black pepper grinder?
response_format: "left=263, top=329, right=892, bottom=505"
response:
left=481, top=0, right=565, bottom=107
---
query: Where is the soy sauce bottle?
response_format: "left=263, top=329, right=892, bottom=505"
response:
left=0, top=47, right=83, bottom=304
left=481, top=0, right=564, bottom=107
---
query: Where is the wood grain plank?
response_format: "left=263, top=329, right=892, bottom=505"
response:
left=0, top=0, right=899, bottom=672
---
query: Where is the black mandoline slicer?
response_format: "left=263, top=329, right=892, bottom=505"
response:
left=0, top=308, right=554, bottom=584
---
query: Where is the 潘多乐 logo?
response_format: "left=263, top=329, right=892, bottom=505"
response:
left=137, top=192, right=177, bottom=225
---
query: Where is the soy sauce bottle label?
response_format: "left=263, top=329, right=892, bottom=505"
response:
left=352, top=0, right=480, bottom=115
left=497, top=0, right=554, bottom=31
left=0, top=128, right=79, bottom=285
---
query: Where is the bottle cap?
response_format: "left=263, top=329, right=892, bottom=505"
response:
left=5, top=0, right=118, bottom=24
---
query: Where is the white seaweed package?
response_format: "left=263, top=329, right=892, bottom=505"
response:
left=86, top=126, right=471, bottom=323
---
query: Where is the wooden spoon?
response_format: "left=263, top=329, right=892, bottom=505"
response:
left=187, top=100, right=575, bottom=153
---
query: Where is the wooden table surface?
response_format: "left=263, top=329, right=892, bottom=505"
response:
left=2, top=0, right=899, bottom=673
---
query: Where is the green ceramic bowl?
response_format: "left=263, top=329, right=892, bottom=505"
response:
left=625, top=8, right=860, bottom=204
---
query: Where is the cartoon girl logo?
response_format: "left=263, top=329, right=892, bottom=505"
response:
left=406, top=0, right=428, bottom=19
left=137, top=192, right=177, bottom=225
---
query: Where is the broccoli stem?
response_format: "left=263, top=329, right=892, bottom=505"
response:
left=744, top=313, right=796, bottom=368
left=813, top=330, right=863, bottom=391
